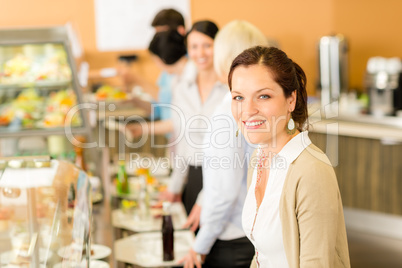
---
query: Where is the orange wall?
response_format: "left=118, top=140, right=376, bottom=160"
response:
left=1, top=0, right=402, bottom=94
left=333, top=0, right=402, bottom=90
left=191, top=0, right=333, bottom=94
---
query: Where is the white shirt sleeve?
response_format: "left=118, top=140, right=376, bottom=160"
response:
left=195, top=190, right=203, bottom=205
left=167, top=146, right=189, bottom=194
left=193, top=111, right=250, bottom=254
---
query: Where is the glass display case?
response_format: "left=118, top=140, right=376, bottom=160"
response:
left=0, top=26, right=90, bottom=138
left=0, top=156, right=92, bottom=267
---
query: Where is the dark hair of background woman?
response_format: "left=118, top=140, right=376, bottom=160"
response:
left=148, top=29, right=187, bottom=65
left=186, top=20, right=219, bottom=41
left=151, top=8, right=185, bottom=29
left=228, top=46, right=309, bottom=131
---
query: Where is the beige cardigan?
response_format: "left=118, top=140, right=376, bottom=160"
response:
left=247, top=144, right=351, bottom=268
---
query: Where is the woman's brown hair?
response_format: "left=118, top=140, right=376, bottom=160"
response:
left=228, top=46, right=308, bottom=131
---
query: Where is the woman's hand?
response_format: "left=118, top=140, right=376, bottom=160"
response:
left=120, top=97, right=152, bottom=114
left=125, top=123, right=147, bottom=138
left=158, top=190, right=181, bottom=202
left=182, top=204, right=201, bottom=232
left=178, top=248, right=203, bottom=268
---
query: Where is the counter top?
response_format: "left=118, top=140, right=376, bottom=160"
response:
left=308, top=103, right=402, bottom=142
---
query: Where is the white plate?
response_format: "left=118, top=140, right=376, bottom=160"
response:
left=114, top=231, right=194, bottom=267
left=0, top=248, right=53, bottom=264
left=53, top=260, right=110, bottom=268
left=57, top=244, right=111, bottom=260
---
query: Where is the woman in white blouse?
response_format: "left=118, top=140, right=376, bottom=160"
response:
left=229, top=46, right=350, bottom=267
left=127, top=22, right=226, bottom=217
left=165, top=21, right=228, bottom=216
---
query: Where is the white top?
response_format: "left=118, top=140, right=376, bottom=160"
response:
left=168, top=60, right=228, bottom=194
left=193, top=91, right=254, bottom=254
left=242, top=131, right=311, bottom=268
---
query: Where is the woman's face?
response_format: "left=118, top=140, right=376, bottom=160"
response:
left=187, top=31, right=214, bottom=71
left=230, top=64, right=296, bottom=145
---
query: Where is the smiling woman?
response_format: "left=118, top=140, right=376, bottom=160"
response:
left=164, top=20, right=226, bottom=222
left=186, top=21, right=218, bottom=72
left=228, top=46, right=351, bottom=268
left=229, top=46, right=308, bottom=146
left=185, top=21, right=219, bottom=103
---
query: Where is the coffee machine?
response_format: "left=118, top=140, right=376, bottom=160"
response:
left=365, top=57, right=402, bottom=116
left=317, top=34, right=349, bottom=107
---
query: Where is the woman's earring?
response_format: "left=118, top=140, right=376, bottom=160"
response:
left=286, top=116, right=296, bottom=135
left=236, top=128, right=239, bottom=137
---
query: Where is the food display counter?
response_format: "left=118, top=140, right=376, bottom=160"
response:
left=0, top=26, right=106, bottom=205
left=0, top=26, right=90, bottom=139
left=0, top=157, right=92, bottom=267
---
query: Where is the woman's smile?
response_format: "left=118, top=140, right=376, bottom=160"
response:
left=243, top=119, right=266, bottom=129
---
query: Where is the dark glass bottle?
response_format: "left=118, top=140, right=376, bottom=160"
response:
left=162, top=202, right=174, bottom=261
left=117, top=160, right=129, bottom=194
